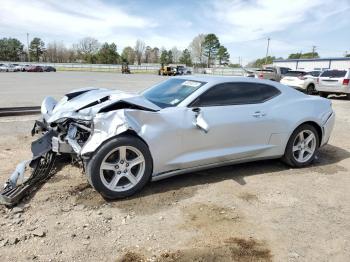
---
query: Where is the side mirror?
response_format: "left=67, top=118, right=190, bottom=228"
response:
left=192, top=108, right=209, bottom=133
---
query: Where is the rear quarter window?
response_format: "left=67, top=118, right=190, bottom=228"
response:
left=191, top=82, right=281, bottom=107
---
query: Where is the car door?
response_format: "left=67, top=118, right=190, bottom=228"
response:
left=175, top=82, right=281, bottom=169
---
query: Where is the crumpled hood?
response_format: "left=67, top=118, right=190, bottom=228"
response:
left=43, top=87, right=161, bottom=123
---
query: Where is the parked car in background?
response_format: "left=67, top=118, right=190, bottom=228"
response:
left=27, top=65, right=44, bottom=72
left=316, top=69, right=350, bottom=99
left=255, top=66, right=291, bottom=82
left=23, top=64, right=31, bottom=72
left=280, top=70, right=321, bottom=94
left=0, top=63, right=16, bottom=72
left=176, top=66, right=191, bottom=75
left=244, top=69, right=256, bottom=78
left=12, top=64, right=23, bottom=72
left=42, top=66, right=56, bottom=72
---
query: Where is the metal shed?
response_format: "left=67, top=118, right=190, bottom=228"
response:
left=273, top=58, right=350, bottom=71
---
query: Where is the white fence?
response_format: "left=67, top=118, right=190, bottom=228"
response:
left=0, top=61, right=161, bottom=73
left=1, top=61, right=257, bottom=76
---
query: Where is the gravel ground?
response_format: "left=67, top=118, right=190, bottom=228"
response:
left=0, top=74, right=349, bottom=261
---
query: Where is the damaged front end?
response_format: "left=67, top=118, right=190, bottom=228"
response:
left=0, top=87, right=159, bottom=206
left=0, top=117, right=92, bottom=206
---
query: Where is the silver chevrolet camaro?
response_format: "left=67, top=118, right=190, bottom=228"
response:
left=1, top=76, right=335, bottom=203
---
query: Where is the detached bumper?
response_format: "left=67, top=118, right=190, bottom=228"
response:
left=0, top=130, right=57, bottom=206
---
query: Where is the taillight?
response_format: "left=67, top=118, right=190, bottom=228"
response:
left=259, top=73, right=263, bottom=79
left=343, top=79, right=350, bottom=85
left=316, top=78, right=319, bottom=84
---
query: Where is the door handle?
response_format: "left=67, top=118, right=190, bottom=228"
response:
left=252, top=111, right=266, bottom=118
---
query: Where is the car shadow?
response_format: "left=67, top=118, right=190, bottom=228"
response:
left=118, top=144, right=350, bottom=201
left=12, top=144, right=350, bottom=209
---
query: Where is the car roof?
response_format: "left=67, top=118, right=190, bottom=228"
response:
left=173, top=75, right=303, bottom=107
left=172, top=75, right=272, bottom=85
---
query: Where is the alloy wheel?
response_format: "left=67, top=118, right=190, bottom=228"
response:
left=292, top=130, right=316, bottom=163
left=99, top=146, right=145, bottom=192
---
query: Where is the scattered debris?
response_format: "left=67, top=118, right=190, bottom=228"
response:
left=32, top=230, right=46, bottom=238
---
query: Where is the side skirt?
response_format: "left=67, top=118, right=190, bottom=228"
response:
left=151, top=155, right=282, bottom=182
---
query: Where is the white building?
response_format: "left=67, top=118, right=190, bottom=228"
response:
left=273, top=57, right=350, bottom=71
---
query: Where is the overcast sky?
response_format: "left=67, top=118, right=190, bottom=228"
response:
left=1, top=0, right=349, bottom=64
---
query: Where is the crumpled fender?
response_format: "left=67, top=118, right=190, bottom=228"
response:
left=80, top=109, right=141, bottom=157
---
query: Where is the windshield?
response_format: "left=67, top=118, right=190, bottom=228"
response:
left=142, top=78, right=206, bottom=108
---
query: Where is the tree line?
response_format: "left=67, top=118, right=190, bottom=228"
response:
left=1, top=35, right=337, bottom=68
left=0, top=33, right=230, bottom=67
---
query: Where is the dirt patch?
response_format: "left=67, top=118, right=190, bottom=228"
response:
left=117, top=251, right=145, bottom=262
left=238, top=192, right=258, bottom=202
left=70, top=185, right=105, bottom=207
left=182, top=203, right=241, bottom=230
left=118, top=237, right=271, bottom=262
left=68, top=183, right=92, bottom=195
left=111, top=178, right=201, bottom=215
left=179, top=203, right=243, bottom=247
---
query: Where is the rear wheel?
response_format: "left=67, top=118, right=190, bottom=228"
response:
left=306, top=84, right=315, bottom=95
left=282, top=124, right=319, bottom=167
left=346, top=94, right=350, bottom=100
left=86, top=135, right=153, bottom=199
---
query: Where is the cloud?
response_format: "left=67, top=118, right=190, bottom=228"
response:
left=209, top=0, right=322, bottom=43
left=0, top=0, right=349, bottom=60
left=0, top=0, right=156, bottom=42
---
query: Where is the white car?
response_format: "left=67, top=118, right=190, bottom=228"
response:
left=281, top=70, right=321, bottom=94
left=0, top=63, right=16, bottom=72
left=316, top=69, right=350, bottom=98
left=12, top=64, right=25, bottom=72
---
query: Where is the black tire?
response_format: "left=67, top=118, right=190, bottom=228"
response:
left=319, top=92, right=328, bottom=98
left=346, top=94, right=350, bottom=100
left=282, top=124, right=319, bottom=167
left=306, top=84, right=315, bottom=95
left=86, top=135, right=153, bottom=199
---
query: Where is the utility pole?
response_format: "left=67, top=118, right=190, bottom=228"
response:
left=27, top=33, right=30, bottom=62
left=312, top=45, right=316, bottom=58
left=265, top=37, right=270, bottom=65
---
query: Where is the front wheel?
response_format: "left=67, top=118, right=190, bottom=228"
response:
left=282, top=124, right=319, bottom=167
left=86, top=135, right=153, bottom=199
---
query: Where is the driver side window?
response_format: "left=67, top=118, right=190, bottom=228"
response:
left=191, top=82, right=280, bottom=107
